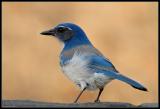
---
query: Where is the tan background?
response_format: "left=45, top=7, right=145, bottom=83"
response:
left=2, top=2, right=158, bottom=105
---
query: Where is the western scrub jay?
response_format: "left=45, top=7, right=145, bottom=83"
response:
left=41, top=23, right=147, bottom=103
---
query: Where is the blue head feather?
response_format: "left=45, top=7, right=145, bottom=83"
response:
left=56, top=23, right=92, bottom=50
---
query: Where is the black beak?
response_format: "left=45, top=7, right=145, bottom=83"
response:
left=40, top=29, right=55, bottom=36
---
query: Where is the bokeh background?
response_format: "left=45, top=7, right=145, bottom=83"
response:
left=2, top=2, right=158, bottom=105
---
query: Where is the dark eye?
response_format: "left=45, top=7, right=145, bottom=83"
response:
left=57, top=27, right=66, bottom=33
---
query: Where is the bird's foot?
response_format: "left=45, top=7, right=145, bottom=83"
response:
left=74, top=100, right=78, bottom=103
left=94, top=99, right=100, bottom=103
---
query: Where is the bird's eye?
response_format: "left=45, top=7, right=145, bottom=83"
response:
left=57, top=27, right=66, bottom=33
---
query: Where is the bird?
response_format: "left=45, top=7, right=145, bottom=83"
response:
left=40, top=22, right=147, bottom=103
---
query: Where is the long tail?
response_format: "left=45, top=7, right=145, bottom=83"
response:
left=115, top=74, right=148, bottom=91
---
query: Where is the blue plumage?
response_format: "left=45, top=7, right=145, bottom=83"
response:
left=41, top=22, right=147, bottom=102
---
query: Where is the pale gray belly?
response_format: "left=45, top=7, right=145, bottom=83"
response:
left=60, top=52, right=113, bottom=90
left=61, top=64, right=113, bottom=90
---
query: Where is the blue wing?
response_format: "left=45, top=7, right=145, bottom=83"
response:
left=87, top=55, right=147, bottom=91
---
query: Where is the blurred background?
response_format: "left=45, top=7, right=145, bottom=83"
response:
left=2, top=2, right=158, bottom=105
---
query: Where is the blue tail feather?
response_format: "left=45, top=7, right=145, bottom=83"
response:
left=115, top=74, right=148, bottom=91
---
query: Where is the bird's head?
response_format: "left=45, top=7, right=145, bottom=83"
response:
left=41, top=23, right=74, bottom=41
left=41, top=23, right=91, bottom=46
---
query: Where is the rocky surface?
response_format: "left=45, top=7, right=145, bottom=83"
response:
left=2, top=100, right=158, bottom=108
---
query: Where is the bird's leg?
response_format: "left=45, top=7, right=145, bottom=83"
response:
left=74, top=87, right=86, bottom=103
left=94, top=87, right=104, bottom=102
